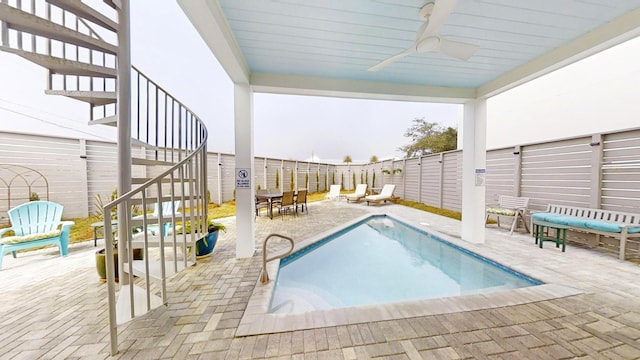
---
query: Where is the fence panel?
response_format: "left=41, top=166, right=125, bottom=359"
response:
left=601, top=130, right=640, bottom=213
left=219, top=153, right=236, bottom=202
left=520, top=137, right=592, bottom=211
left=265, top=159, right=281, bottom=190
left=86, top=140, right=119, bottom=216
left=419, top=156, right=441, bottom=207
left=404, top=158, right=420, bottom=202
left=0, top=132, right=86, bottom=218
left=485, top=147, right=517, bottom=203
left=207, top=153, right=223, bottom=204
left=390, top=160, right=405, bottom=196
left=442, top=151, right=462, bottom=212
left=282, top=161, right=296, bottom=191
left=3, top=127, right=640, bottom=221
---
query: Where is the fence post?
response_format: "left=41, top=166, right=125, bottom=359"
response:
left=513, top=146, right=522, bottom=197
left=590, top=134, right=603, bottom=208
left=438, top=153, right=444, bottom=208
left=280, top=160, right=284, bottom=191
left=402, top=159, right=407, bottom=199
left=79, top=139, right=90, bottom=217
left=418, top=156, right=423, bottom=203
left=263, top=157, right=267, bottom=189
left=217, top=153, right=222, bottom=203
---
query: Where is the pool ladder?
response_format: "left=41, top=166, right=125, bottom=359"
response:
left=260, top=233, right=295, bottom=284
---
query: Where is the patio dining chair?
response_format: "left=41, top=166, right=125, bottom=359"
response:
left=277, top=191, right=296, bottom=220
left=255, top=189, right=270, bottom=217
left=295, top=189, right=308, bottom=214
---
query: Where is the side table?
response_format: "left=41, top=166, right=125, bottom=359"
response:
left=90, top=220, right=118, bottom=247
left=533, top=219, right=569, bottom=252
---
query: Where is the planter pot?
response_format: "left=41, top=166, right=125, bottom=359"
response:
left=96, top=248, right=118, bottom=283
left=96, top=248, right=143, bottom=283
left=196, top=230, right=219, bottom=257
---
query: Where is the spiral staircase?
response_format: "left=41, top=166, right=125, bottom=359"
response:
left=0, top=0, right=209, bottom=354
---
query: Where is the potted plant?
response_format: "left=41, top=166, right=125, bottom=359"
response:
left=94, top=190, right=143, bottom=283
left=177, top=219, right=226, bottom=258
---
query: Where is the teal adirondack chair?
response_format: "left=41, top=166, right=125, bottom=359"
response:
left=0, top=201, right=74, bottom=270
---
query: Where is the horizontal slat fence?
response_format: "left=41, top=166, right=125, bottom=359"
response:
left=2, top=127, right=640, bottom=226
left=601, top=129, right=640, bottom=213
left=520, top=137, right=593, bottom=211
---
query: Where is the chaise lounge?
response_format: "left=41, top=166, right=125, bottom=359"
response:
left=346, top=183, right=368, bottom=203
left=325, top=184, right=343, bottom=201
left=364, top=184, right=396, bottom=206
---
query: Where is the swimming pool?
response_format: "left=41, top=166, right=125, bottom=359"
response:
left=269, top=215, right=541, bottom=314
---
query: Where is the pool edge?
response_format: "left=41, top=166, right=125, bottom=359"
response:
left=237, top=282, right=583, bottom=336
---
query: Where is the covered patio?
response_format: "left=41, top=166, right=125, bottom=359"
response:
left=2, top=200, right=640, bottom=358
left=176, top=0, right=640, bottom=259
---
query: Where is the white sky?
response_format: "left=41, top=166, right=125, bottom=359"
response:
left=1, top=1, right=639, bottom=163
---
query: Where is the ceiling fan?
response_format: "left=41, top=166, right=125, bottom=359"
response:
left=368, top=0, right=479, bottom=72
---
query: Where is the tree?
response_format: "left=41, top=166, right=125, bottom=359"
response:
left=343, top=155, right=352, bottom=163
left=370, top=155, right=378, bottom=163
left=399, top=118, right=457, bottom=158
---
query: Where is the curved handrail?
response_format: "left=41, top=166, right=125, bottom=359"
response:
left=260, top=233, right=295, bottom=284
left=102, top=69, right=208, bottom=355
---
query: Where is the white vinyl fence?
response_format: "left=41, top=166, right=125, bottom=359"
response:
left=2, top=128, right=640, bottom=222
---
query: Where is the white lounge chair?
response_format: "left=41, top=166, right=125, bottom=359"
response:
left=346, top=183, right=368, bottom=203
left=364, top=184, right=396, bottom=206
left=325, top=184, right=343, bottom=201
left=132, top=200, right=182, bottom=235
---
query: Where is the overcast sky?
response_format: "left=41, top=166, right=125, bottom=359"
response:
left=1, top=1, right=639, bottom=164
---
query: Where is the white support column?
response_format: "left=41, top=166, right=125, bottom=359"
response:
left=234, top=82, right=255, bottom=258
left=461, top=99, right=487, bottom=244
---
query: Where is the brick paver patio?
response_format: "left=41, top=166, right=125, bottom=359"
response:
left=1, top=200, right=640, bottom=359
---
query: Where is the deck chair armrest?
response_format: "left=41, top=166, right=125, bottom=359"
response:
left=0, top=227, right=15, bottom=237
left=59, top=221, right=75, bottom=233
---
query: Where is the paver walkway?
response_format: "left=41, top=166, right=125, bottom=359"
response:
left=1, top=200, right=640, bottom=359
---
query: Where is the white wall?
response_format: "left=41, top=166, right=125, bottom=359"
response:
left=486, top=36, right=640, bottom=150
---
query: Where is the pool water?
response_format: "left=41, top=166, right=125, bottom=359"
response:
left=269, top=216, right=541, bottom=314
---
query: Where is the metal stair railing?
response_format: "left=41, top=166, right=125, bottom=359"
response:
left=2, top=1, right=210, bottom=354
left=102, top=79, right=208, bottom=355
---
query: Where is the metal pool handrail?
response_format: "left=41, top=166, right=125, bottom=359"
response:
left=260, top=233, right=295, bottom=283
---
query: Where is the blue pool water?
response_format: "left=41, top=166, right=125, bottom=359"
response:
left=269, top=215, right=541, bottom=314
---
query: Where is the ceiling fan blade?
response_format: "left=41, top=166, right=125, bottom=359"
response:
left=368, top=47, right=415, bottom=72
left=438, top=38, right=479, bottom=60
left=420, top=0, right=458, bottom=38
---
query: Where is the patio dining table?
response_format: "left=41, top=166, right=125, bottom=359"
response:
left=257, top=191, right=297, bottom=219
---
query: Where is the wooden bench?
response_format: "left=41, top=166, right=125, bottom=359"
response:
left=485, top=195, right=530, bottom=235
left=531, top=204, right=640, bottom=260
left=0, top=201, right=74, bottom=270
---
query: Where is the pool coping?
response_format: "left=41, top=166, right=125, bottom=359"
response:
left=238, top=213, right=585, bottom=337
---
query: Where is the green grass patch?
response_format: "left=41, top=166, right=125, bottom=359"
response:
left=396, top=199, right=462, bottom=221
left=34, top=193, right=464, bottom=245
